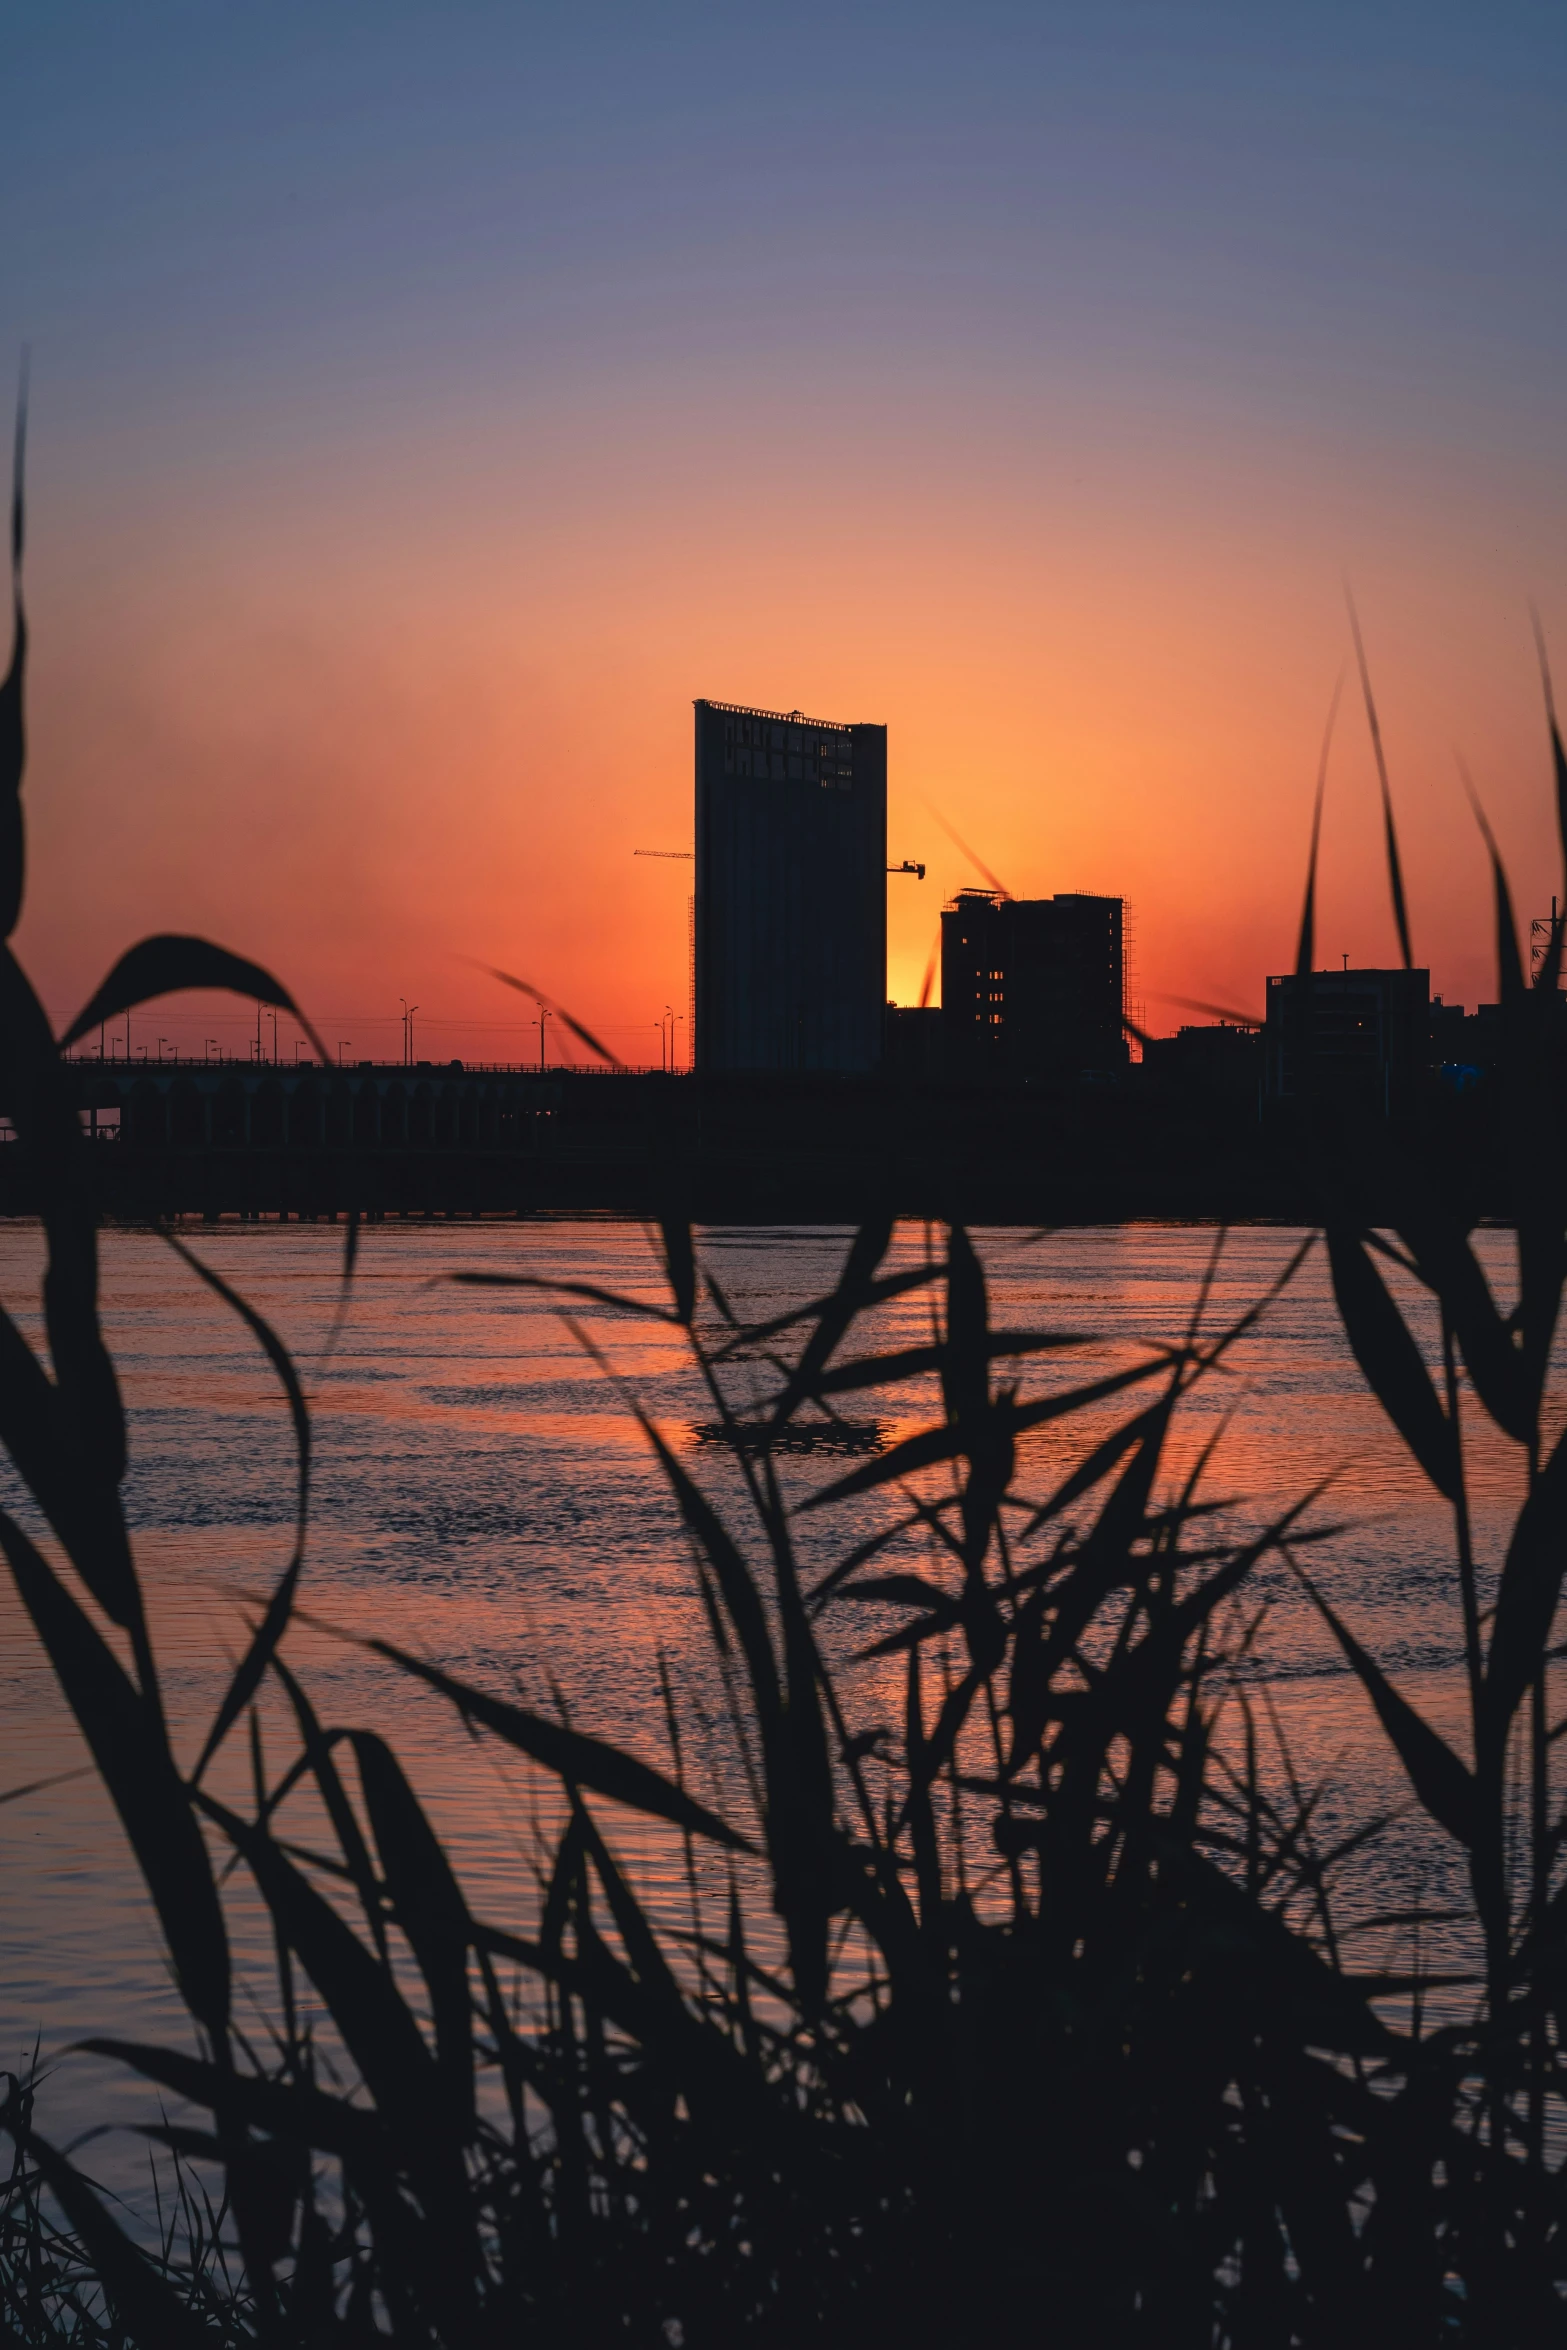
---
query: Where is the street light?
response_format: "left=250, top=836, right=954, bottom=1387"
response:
left=156, top=1037, right=169, bottom=1064
left=337, top=1040, right=352, bottom=1068
left=535, top=1008, right=551, bottom=1071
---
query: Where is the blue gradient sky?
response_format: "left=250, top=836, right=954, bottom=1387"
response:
left=6, top=1, right=1566, bottom=1055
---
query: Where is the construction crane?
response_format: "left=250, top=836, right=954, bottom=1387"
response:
left=637, top=849, right=923, bottom=876
left=639, top=845, right=925, bottom=883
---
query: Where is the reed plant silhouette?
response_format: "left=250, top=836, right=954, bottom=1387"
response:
left=4, top=405, right=1567, bottom=2345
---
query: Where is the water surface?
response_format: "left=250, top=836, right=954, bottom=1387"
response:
left=0, top=1218, right=1535, bottom=2201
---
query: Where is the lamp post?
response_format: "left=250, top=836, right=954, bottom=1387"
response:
left=536, top=1008, right=551, bottom=1071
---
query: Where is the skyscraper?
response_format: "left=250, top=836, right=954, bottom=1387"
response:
left=694, top=700, right=887, bottom=1072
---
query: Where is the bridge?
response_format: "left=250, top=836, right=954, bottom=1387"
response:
left=0, top=1054, right=1436, bottom=1225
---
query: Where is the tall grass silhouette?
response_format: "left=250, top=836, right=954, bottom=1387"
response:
left=4, top=400, right=1567, bottom=2343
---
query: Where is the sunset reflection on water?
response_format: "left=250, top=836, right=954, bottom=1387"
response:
left=1, top=1217, right=1540, bottom=2187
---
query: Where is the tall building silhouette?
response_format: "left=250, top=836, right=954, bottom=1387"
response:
left=694, top=699, right=887, bottom=1072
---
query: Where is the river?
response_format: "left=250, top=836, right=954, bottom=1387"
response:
left=0, top=1217, right=1534, bottom=2209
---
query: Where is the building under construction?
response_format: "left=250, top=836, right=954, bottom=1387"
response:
left=694, top=699, right=887, bottom=1073
left=941, top=888, right=1127, bottom=1080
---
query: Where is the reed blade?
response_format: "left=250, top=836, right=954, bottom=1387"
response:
left=61, top=933, right=331, bottom=1066
left=351, top=1733, right=475, bottom=2126
left=917, top=924, right=941, bottom=1009
left=0, top=1300, right=136, bottom=1624
left=197, top=1790, right=447, bottom=2139
left=452, top=1267, right=679, bottom=1319
left=1531, top=602, right=1567, bottom=894
left=1482, top=1420, right=1567, bottom=1761
left=1457, top=759, right=1525, bottom=1002
left=1325, top=1229, right=1458, bottom=1499
left=799, top=1353, right=1174, bottom=1513
left=365, top=1635, right=755, bottom=1851
left=164, top=1231, right=312, bottom=1784
left=1345, top=591, right=1413, bottom=969
left=469, top=958, right=625, bottom=1067
left=0, top=2109, right=212, bottom=2350
left=1296, top=666, right=1345, bottom=980
left=0, top=359, right=26, bottom=940
left=0, top=1510, right=231, bottom=2040
left=923, top=799, right=1011, bottom=897
left=1292, top=1561, right=1476, bottom=1847
left=659, top=1211, right=697, bottom=1325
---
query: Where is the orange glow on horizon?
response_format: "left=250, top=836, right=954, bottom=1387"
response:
left=17, top=392, right=1567, bottom=1060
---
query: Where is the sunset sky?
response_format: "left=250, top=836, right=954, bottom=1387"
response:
left=6, top=1, right=1567, bottom=1062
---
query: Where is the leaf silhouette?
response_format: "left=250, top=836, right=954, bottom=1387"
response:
left=167, top=1231, right=311, bottom=1784
left=352, top=1732, right=474, bottom=2126
left=1402, top=1222, right=1534, bottom=1447
left=658, top=1211, right=697, bottom=1324
left=0, top=1510, right=230, bottom=2040
left=469, top=958, right=625, bottom=1067
left=197, top=1790, right=449, bottom=2143
left=1457, top=763, right=1525, bottom=1005
left=1296, top=666, right=1345, bottom=981
left=61, top=934, right=330, bottom=1065
left=1326, top=1229, right=1458, bottom=1499
left=1293, top=1562, right=1475, bottom=1846
left=0, top=1299, right=137, bottom=1624
left=80, top=2038, right=395, bottom=2167
left=365, top=1636, right=754, bottom=1851
left=452, top=1268, right=679, bottom=1319
left=1531, top=602, right=1567, bottom=893
left=0, top=360, right=27, bottom=940
left=1483, top=1421, right=1567, bottom=1757
left=799, top=1354, right=1174, bottom=1513
left=0, top=2106, right=212, bottom=2349
left=1346, top=590, right=1412, bottom=969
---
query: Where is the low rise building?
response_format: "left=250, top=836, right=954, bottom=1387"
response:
left=1263, top=968, right=1431, bottom=1114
